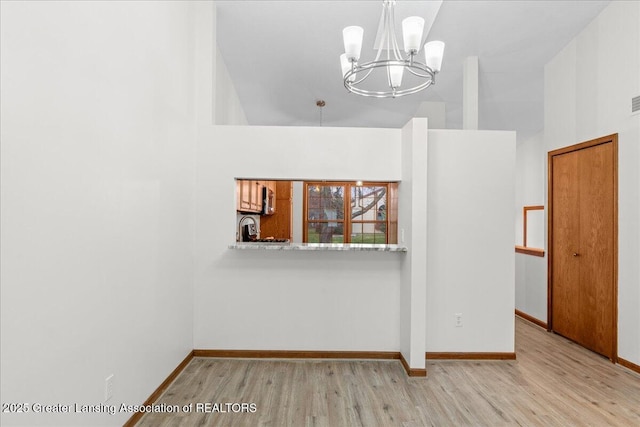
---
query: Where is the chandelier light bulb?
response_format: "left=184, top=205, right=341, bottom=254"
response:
left=389, top=65, right=404, bottom=88
left=402, top=16, right=424, bottom=53
left=343, top=26, right=364, bottom=61
left=424, top=40, right=445, bottom=73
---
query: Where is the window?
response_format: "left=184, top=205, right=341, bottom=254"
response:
left=515, top=205, right=545, bottom=257
left=303, top=182, right=397, bottom=244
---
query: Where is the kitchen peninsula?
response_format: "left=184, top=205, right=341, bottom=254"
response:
left=229, top=242, right=407, bottom=252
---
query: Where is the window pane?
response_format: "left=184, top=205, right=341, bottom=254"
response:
left=307, top=185, right=345, bottom=221
left=307, top=208, right=322, bottom=220
left=351, top=186, right=386, bottom=221
left=375, top=204, right=386, bottom=233
left=373, top=230, right=387, bottom=243
left=351, top=222, right=364, bottom=243
left=307, top=185, right=321, bottom=199
left=307, top=222, right=344, bottom=243
left=350, top=222, right=387, bottom=244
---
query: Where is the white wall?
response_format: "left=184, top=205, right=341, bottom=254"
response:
left=194, top=124, right=516, bottom=360
left=194, top=125, right=403, bottom=351
left=399, top=119, right=428, bottom=368
left=515, top=254, right=547, bottom=322
left=414, top=101, right=446, bottom=129
left=0, top=2, right=196, bottom=426
left=215, top=49, right=248, bottom=125
left=515, top=132, right=545, bottom=245
left=426, top=130, right=516, bottom=352
left=544, top=0, right=640, bottom=365
left=514, top=131, right=547, bottom=322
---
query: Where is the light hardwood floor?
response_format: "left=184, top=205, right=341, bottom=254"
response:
left=136, top=317, right=640, bottom=426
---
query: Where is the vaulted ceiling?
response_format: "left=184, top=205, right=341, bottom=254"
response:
left=216, top=0, right=609, bottom=141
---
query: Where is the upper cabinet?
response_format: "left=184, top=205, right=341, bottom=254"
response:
left=236, top=180, right=277, bottom=214
left=237, top=180, right=253, bottom=211
left=249, top=180, right=262, bottom=212
left=237, top=179, right=262, bottom=213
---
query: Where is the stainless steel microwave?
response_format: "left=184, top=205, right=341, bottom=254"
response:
left=262, top=186, right=274, bottom=215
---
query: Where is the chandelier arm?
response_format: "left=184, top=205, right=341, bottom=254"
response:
left=373, top=40, right=385, bottom=64
left=389, top=5, right=396, bottom=58
left=344, top=60, right=436, bottom=97
left=387, top=0, right=404, bottom=89
left=351, top=67, right=375, bottom=86
left=393, top=80, right=434, bottom=96
left=374, top=16, right=388, bottom=64
left=405, top=66, right=435, bottom=79
left=344, top=60, right=394, bottom=88
left=347, top=34, right=385, bottom=86
left=347, top=78, right=434, bottom=98
left=383, top=1, right=391, bottom=56
left=388, top=2, right=403, bottom=61
left=353, top=59, right=435, bottom=79
left=383, top=3, right=394, bottom=88
left=380, top=2, right=390, bottom=90
left=351, top=59, right=410, bottom=73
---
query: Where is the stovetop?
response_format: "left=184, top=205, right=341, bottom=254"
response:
left=250, top=238, right=289, bottom=243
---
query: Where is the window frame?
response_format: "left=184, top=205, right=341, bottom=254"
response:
left=515, top=205, right=545, bottom=257
left=303, top=181, right=393, bottom=244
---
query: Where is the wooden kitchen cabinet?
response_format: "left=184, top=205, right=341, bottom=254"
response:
left=237, top=180, right=252, bottom=211
left=250, top=180, right=263, bottom=212
left=236, top=179, right=264, bottom=213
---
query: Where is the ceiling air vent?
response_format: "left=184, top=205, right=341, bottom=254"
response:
left=633, top=95, right=640, bottom=114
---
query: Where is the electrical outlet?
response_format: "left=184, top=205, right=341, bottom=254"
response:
left=105, top=374, right=114, bottom=402
left=455, top=313, right=463, bottom=327
left=401, top=228, right=405, bottom=243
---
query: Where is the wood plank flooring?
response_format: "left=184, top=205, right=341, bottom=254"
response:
left=136, top=317, right=640, bottom=426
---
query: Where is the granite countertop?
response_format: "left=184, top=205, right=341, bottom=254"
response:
left=228, top=242, right=408, bottom=252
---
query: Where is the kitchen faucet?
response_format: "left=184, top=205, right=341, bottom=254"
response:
left=238, top=216, right=257, bottom=241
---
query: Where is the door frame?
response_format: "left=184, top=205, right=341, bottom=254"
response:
left=547, top=134, right=618, bottom=362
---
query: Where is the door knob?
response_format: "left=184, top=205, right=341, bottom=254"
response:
left=572, top=252, right=579, bottom=257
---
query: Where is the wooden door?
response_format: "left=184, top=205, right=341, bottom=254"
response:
left=548, top=135, right=617, bottom=361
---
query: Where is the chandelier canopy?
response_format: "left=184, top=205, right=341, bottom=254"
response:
left=340, top=0, right=445, bottom=98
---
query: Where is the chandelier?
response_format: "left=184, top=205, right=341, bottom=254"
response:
left=340, top=0, right=445, bottom=98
